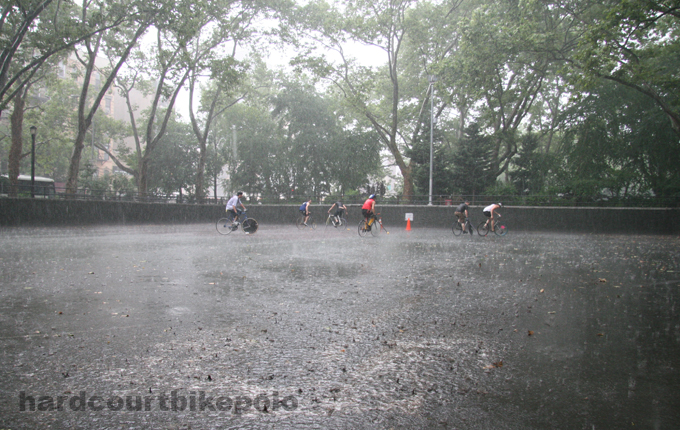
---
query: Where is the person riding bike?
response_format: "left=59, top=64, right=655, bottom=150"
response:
left=482, top=202, right=502, bottom=232
left=361, top=194, right=377, bottom=227
left=454, top=201, right=471, bottom=234
left=226, top=191, right=246, bottom=227
left=299, top=199, right=312, bottom=226
left=328, top=201, right=347, bottom=226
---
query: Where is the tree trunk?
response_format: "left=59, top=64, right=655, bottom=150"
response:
left=7, top=91, right=27, bottom=197
left=138, top=156, right=150, bottom=199
left=196, top=137, right=207, bottom=202
left=65, top=122, right=89, bottom=195
left=402, top=165, right=414, bottom=200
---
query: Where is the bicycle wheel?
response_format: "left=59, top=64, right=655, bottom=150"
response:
left=339, top=217, right=347, bottom=228
left=370, top=219, right=381, bottom=236
left=242, top=218, right=258, bottom=234
left=296, top=215, right=306, bottom=229
left=358, top=219, right=369, bottom=237
left=494, top=222, right=507, bottom=236
left=325, top=215, right=337, bottom=229
left=217, top=217, right=236, bottom=235
left=477, top=220, right=490, bottom=236
left=452, top=221, right=463, bottom=236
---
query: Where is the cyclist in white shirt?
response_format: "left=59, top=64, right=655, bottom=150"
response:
left=482, top=203, right=502, bottom=232
left=226, top=192, right=246, bottom=224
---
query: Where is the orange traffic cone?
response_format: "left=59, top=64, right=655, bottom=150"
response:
left=406, top=218, right=411, bottom=231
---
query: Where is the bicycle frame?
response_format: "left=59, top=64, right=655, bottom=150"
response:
left=296, top=212, right=316, bottom=229
left=364, top=213, right=388, bottom=233
left=230, top=209, right=248, bottom=224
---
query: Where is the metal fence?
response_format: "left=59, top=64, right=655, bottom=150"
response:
left=9, top=186, right=675, bottom=208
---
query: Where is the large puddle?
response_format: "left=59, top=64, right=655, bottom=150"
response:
left=0, top=225, right=678, bottom=428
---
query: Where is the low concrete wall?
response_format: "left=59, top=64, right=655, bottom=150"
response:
left=0, top=198, right=676, bottom=234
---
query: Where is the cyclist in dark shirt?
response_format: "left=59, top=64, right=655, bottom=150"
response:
left=299, top=199, right=311, bottom=226
left=454, top=201, right=471, bottom=234
left=328, top=201, right=347, bottom=226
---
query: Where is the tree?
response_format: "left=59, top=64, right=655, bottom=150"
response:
left=406, top=100, right=455, bottom=198
left=510, top=133, right=554, bottom=195
left=6, top=83, right=30, bottom=196
left=450, top=123, right=495, bottom=197
left=572, top=0, right=680, bottom=138
left=291, top=0, right=465, bottom=200
left=271, top=80, right=340, bottom=198
left=188, top=0, right=295, bottom=201
left=100, top=1, right=215, bottom=197
left=146, top=117, right=197, bottom=198
left=215, top=63, right=381, bottom=200
left=189, top=54, right=248, bottom=202
left=0, top=0, right=131, bottom=114
left=64, top=0, right=159, bottom=194
left=439, top=0, right=577, bottom=180
left=2, top=47, right=70, bottom=195
left=14, top=76, right=81, bottom=182
left=559, top=79, right=680, bottom=198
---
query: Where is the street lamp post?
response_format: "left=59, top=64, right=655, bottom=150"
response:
left=30, top=126, right=37, bottom=198
left=213, top=134, right=218, bottom=201
left=428, top=75, right=438, bottom=206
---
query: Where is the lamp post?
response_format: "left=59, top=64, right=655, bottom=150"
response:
left=30, top=126, right=37, bottom=198
left=428, top=75, right=438, bottom=206
left=213, top=133, right=218, bottom=201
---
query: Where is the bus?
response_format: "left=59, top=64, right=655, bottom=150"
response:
left=0, top=174, right=57, bottom=198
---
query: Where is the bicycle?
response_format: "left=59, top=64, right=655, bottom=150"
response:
left=477, top=215, right=507, bottom=236
left=326, top=212, right=347, bottom=229
left=216, top=209, right=259, bottom=235
left=358, top=213, right=386, bottom=237
left=452, top=217, right=475, bottom=237
left=296, top=212, right=317, bottom=230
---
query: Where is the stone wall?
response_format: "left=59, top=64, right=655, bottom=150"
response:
left=0, top=198, right=676, bottom=234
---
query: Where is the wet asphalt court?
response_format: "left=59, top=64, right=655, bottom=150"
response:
left=0, top=222, right=678, bottom=429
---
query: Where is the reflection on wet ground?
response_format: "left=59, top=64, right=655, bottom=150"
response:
left=0, top=224, right=678, bottom=429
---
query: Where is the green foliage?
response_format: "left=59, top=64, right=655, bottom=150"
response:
left=147, top=118, right=197, bottom=196
left=218, top=73, right=381, bottom=200
left=408, top=139, right=456, bottom=197
left=1, top=0, right=678, bottom=208
left=572, top=0, right=680, bottom=136
left=78, top=160, right=136, bottom=198
left=510, top=133, right=555, bottom=195
left=557, top=79, right=680, bottom=198
left=484, top=181, right=518, bottom=198
left=449, top=123, right=496, bottom=197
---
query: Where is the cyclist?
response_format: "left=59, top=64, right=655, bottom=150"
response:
left=226, top=191, right=246, bottom=227
left=299, top=199, right=312, bottom=226
left=361, top=194, right=377, bottom=227
left=482, top=202, right=502, bottom=232
left=328, top=201, right=347, bottom=226
left=454, top=200, right=471, bottom=234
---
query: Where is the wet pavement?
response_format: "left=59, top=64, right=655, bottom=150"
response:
left=0, top=223, right=679, bottom=429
